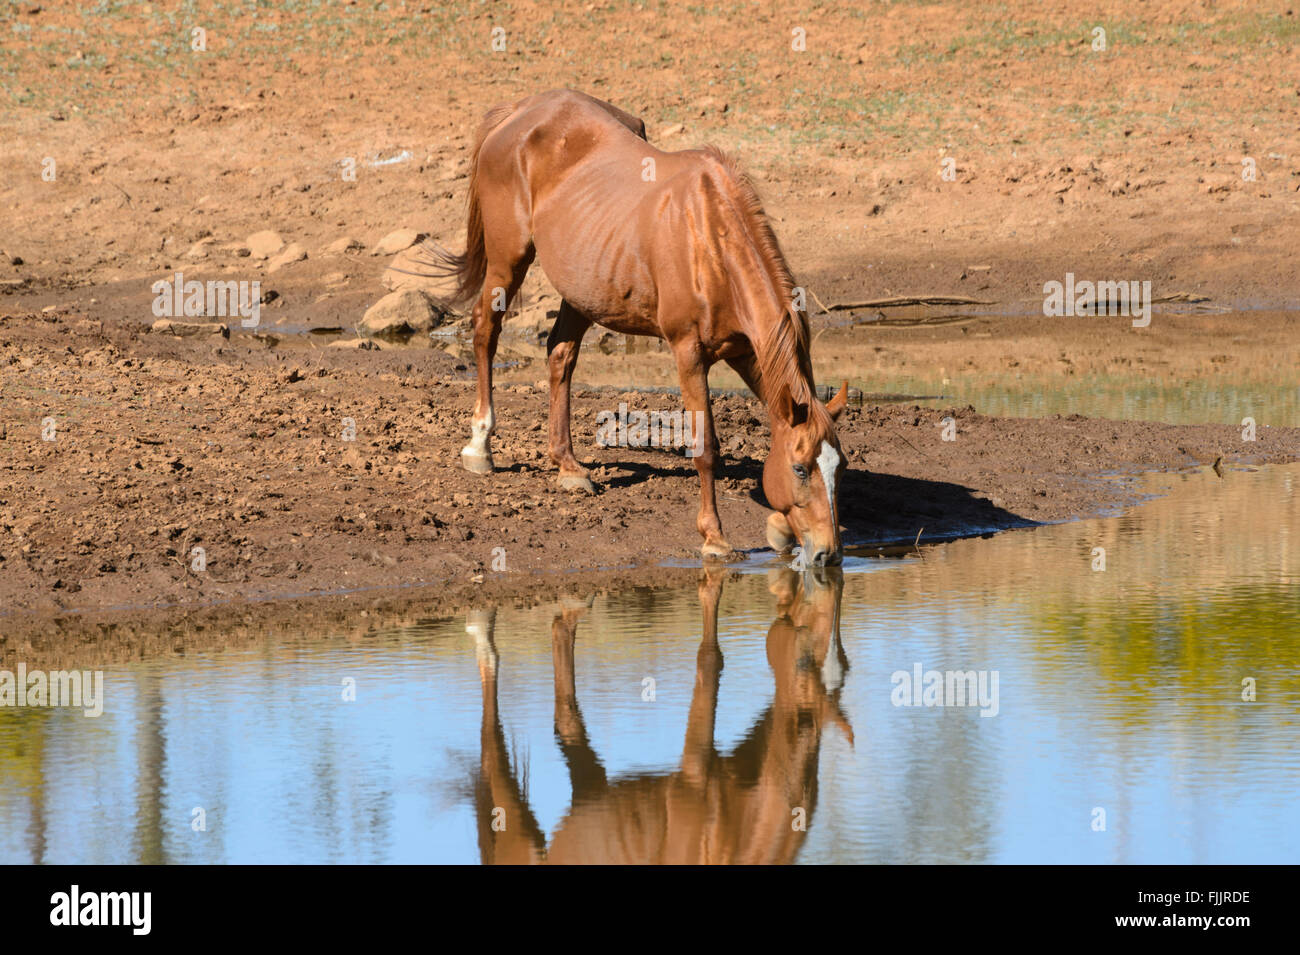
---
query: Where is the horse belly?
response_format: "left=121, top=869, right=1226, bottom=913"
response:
left=533, top=226, right=660, bottom=337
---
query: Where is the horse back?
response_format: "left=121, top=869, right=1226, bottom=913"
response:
left=473, top=90, right=763, bottom=344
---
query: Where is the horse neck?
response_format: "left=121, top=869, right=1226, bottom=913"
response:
left=716, top=235, right=816, bottom=417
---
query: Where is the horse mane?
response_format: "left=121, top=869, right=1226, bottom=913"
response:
left=702, top=146, right=830, bottom=431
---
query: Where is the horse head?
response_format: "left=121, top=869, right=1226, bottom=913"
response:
left=763, top=378, right=849, bottom=566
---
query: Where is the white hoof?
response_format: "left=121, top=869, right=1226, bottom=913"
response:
left=558, top=473, right=596, bottom=494
left=766, top=512, right=796, bottom=552
left=462, top=447, right=494, bottom=474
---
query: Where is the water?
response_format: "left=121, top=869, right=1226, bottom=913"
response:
left=826, top=372, right=1300, bottom=427
left=764, top=309, right=1300, bottom=426
left=1, top=464, right=1297, bottom=864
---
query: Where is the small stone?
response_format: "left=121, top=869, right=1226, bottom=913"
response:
left=359, top=289, right=450, bottom=337
left=185, top=237, right=216, bottom=259
left=381, top=246, right=458, bottom=301
left=371, top=228, right=426, bottom=256
left=324, top=236, right=364, bottom=254
left=594, top=329, right=621, bottom=354
left=246, top=230, right=285, bottom=259
left=151, top=319, right=229, bottom=338
left=267, top=242, right=307, bottom=273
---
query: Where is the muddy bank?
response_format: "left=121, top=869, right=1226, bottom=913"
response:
left=0, top=564, right=710, bottom=666
left=3, top=306, right=1297, bottom=621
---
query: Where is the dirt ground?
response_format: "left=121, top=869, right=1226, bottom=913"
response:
left=2, top=305, right=1296, bottom=620
left=2, top=1, right=1299, bottom=624
left=4, top=1, right=1299, bottom=307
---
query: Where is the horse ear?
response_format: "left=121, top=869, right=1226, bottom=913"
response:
left=826, top=380, right=849, bottom=421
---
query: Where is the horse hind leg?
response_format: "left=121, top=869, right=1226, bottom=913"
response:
left=462, top=242, right=534, bottom=474
left=546, top=300, right=595, bottom=493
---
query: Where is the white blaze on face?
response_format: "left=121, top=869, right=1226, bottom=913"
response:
left=817, top=440, right=839, bottom=513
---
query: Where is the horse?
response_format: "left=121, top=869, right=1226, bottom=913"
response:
left=413, top=89, right=848, bottom=564
left=468, top=565, right=852, bottom=864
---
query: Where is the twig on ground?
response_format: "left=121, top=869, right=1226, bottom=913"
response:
left=824, top=294, right=995, bottom=311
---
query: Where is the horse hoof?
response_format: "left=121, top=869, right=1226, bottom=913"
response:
left=558, top=473, right=596, bottom=494
left=766, top=512, right=796, bottom=552
left=701, top=541, right=743, bottom=562
left=461, top=449, right=494, bottom=474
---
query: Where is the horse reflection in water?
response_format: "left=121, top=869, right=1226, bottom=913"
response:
left=468, top=567, right=851, bottom=864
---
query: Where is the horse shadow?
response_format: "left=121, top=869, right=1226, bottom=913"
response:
left=588, top=448, right=1038, bottom=547
left=833, top=466, right=1039, bottom=546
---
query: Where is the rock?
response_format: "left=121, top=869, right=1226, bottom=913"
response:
left=435, top=340, right=471, bottom=361
left=267, top=242, right=307, bottom=273
left=359, top=289, right=450, bottom=337
left=246, top=230, right=285, bottom=259
left=185, top=237, right=216, bottom=259
left=503, top=302, right=554, bottom=340
left=328, top=338, right=382, bottom=350
left=594, top=329, right=621, bottom=354
left=371, top=228, right=426, bottom=256
left=322, top=271, right=348, bottom=287
left=659, top=123, right=684, bottom=138
left=151, top=319, right=229, bottom=338
left=381, top=245, right=459, bottom=300
left=324, top=236, right=364, bottom=254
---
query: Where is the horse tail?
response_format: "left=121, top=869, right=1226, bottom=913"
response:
left=399, top=102, right=516, bottom=310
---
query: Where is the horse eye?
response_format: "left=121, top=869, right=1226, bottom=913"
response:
left=792, top=464, right=808, bottom=481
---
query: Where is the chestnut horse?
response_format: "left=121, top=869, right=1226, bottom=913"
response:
left=417, top=89, right=847, bottom=563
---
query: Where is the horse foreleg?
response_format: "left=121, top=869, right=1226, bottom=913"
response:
left=673, top=344, right=733, bottom=559
left=726, top=353, right=795, bottom=552
left=546, top=301, right=594, bottom=492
